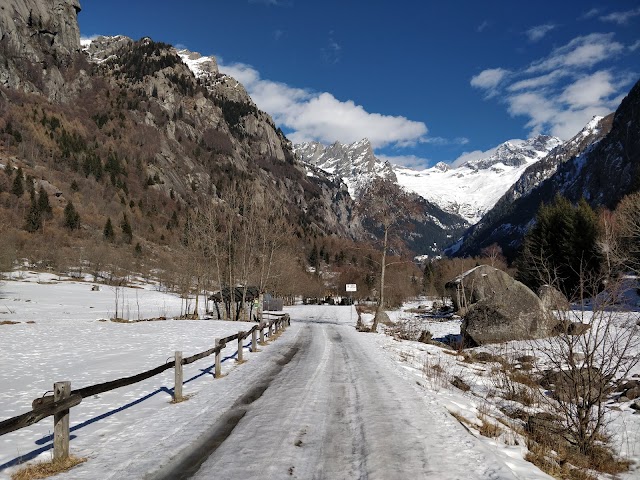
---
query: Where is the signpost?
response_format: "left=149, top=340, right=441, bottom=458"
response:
left=346, top=284, right=357, bottom=323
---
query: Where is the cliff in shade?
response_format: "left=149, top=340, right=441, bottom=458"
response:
left=454, top=79, right=639, bottom=259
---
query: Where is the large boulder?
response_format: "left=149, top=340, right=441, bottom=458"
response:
left=446, top=265, right=555, bottom=345
left=538, top=285, right=570, bottom=311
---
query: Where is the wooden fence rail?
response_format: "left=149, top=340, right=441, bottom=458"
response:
left=0, top=314, right=291, bottom=462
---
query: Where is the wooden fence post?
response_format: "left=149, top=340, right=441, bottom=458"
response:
left=251, top=328, right=258, bottom=352
left=53, top=381, right=71, bottom=461
left=215, top=339, right=222, bottom=378
left=174, top=351, right=183, bottom=402
left=260, top=324, right=265, bottom=345
left=237, top=332, right=244, bottom=363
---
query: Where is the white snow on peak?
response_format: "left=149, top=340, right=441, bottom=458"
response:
left=394, top=135, right=562, bottom=224
left=296, top=135, right=562, bottom=224
left=294, top=139, right=396, bottom=197
left=176, top=49, right=219, bottom=78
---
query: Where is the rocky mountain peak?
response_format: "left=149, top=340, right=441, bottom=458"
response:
left=468, top=135, right=562, bottom=170
left=294, top=138, right=396, bottom=196
left=176, top=48, right=219, bottom=80
left=433, top=161, right=450, bottom=172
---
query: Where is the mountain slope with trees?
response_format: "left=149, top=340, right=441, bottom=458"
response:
left=455, top=80, right=638, bottom=260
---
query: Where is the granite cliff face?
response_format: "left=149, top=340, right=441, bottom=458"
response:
left=0, top=0, right=82, bottom=98
left=295, top=139, right=397, bottom=196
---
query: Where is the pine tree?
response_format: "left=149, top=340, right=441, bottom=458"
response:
left=516, top=194, right=601, bottom=298
left=121, top=213, right=133, bottom=243
left=308, top=244, right=319, bottom=270
left=37, top=186, right=52, bottom=220
left=24, top=194, right=42, bottom=232
left=63, top=201, right=80, bottom=230
left=11, top=167, right=24, bottom=197
left=103, top=217, right=115, bottom=241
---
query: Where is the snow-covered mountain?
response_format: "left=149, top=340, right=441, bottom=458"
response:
left=394, top=135, right=562, bottom=224
left=295, top=135, right=562, bottom=225
left=295, top=139, right=396, bottom=196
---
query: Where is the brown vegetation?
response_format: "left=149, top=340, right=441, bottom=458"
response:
left=11, top=456, right=86, bottom=480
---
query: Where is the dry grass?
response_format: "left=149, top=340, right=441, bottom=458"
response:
left=523, top=413, right=631, bottom=479
left=0, top=320, right=20, bottom=325
left=478, top=416, right=502, bottom=438
left=110, top=317, right=168, bottom=323
left=11, top=456, right=86, bottom=480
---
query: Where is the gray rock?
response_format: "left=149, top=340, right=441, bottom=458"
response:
left=538, top=285, right=570, bottom=311
left=447, top=265, right=554, bottom=345
left=0, top=0, right=82, bottom=97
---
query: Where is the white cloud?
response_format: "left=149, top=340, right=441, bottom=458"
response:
left=471, top=32, right=633, bottom=140
left=526, top=33, right=624, bottom=74
left=629, top=40, right=640, bottom=52
left=507, top=70, right=567, bottom=92
left=526, top=23, right=556, bottom=42
left=470, top=68, right=510, bottom=90
left=600, top=7, right=640, bottom=25
left=580, top=8, right=601, bottom=20
left=476, top=21, right=489, bottom=33
left=506, top=71, right=623, bottom=138
left=558, top=70, right=615, bottom=109
left=218, top=61, right=428, bottom=149
left=322, top=31, right=341, bottom=64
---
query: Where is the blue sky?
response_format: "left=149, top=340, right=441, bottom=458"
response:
left=78, top=1, right=640, bottom=168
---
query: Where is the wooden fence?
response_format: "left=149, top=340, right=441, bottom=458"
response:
left=0, top=313, right=291, bottom=464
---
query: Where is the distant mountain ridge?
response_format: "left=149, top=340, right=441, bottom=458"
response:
left=455, top=78, right=638, bottom=259
left=295, top=139, right=396, bottom=197
left=295, top=135, right=562, bottom=225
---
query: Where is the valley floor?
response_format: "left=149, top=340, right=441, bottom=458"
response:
left=1, top=275, right=638, bottom=479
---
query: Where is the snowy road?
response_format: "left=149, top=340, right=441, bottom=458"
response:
left=170, top=307, right=518, bottom=480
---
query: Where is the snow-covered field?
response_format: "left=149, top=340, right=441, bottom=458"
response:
left=1, top=274, right=639, bottom=479
left=368, top=299, right=640, bottom=480
left=0, top=272, right=259, bottom=477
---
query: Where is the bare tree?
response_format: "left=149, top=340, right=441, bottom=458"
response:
left=356, top=177, right=417, bottom=332
left=532, top=267, right=640, bottom=456
left=614, top=191, right=640, bottom=273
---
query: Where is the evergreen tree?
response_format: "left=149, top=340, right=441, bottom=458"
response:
left=11, top=167, right=24, bottom=197
left=63, top=201, right=80, bottom=230
left=24, top=194, right=42, bottom=232
left=37, top=186, right=52, bottom=220
left=103, top=217, right=115, bottom=241
left=516, top=194, right=601, bottom=298
left=308, top=244, right=319, bottom=270
left=121, top=213, right=133, bottom=243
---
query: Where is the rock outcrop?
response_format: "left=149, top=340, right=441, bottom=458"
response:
left=538, top=285, right=570, bottom=311
left=0, top=0, right=83, bottom=98
left=446, top=265, right=555, bottom=345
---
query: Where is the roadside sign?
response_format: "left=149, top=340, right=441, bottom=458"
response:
left=346, top=284, right=357, bottom=292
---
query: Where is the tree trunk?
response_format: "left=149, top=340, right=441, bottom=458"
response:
left=372, top=226, right=389, bottom=333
